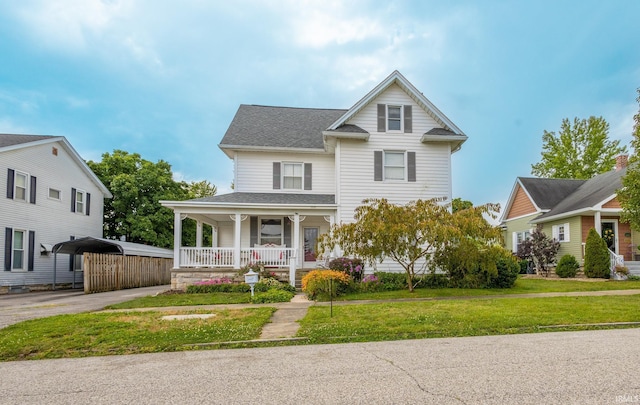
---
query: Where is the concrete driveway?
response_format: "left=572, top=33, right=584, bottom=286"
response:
left=1, top=328, right=639, bottom=404
left=0, top=285, right=169, bottom=329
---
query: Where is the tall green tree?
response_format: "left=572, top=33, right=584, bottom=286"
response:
left=181, top=180, right=217, bottom=247
left=531, top=116, right=627, bottom=179
left=87, top=150, right=190, bottom=248
left=451, top=197, right=473, bottom=213
left=619, top=88, right=640, bottom=230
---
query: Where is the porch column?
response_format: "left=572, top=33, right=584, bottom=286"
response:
left=329, top=214, right=336, bottom=258
left=212, top=226, right=218, bottom=248
left=173, top=211, right=182, bottom=269
left=293, top=213, right=300, bottom=267
left=234, top=213, right=241, bottom=269
left=595, top=211, right=602, bottom=234
left=196, top=220, right=203, bottom=248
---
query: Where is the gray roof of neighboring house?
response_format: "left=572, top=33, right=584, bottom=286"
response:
left=518, top=177, right=585, bottom=210
left=534, top=168, right=626, bottom=221
left=189, top=192, right=336, bottom=205
left=219, top=105, right=349, bottom=149
left=425, top=127, right=457, bottom=135
left=0, top=134, right=56, bottom=148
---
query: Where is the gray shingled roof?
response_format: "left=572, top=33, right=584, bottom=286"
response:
left=534, top=168, right=626, bottom=221
left=425, top=127, right=457, bottom=136
left=0, top=134, right=56, bottom=148
left=189, top=192, right=335, bottom=205
left=219, top=105, right=349, bottom=149
left=518, top=177, right=585, bottom=210
left=326, top=124, right=368, bottom=133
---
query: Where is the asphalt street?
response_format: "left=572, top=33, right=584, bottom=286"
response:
left=1, top=328, right=639, bottom=404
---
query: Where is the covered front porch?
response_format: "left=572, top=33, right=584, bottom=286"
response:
left=162, top=193, right=337, bottom=276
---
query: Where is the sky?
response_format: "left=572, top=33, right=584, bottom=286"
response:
left=0, top=0, right=639, bottom=214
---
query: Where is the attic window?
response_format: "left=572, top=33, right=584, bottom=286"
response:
left=388, top=106, right=401, bottom=131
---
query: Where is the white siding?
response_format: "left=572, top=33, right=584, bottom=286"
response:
left=0, top=141, right=105, bottom=287
left=235, top=151, right=335, bottom=194
left=338, top=83, right=452, bottom=224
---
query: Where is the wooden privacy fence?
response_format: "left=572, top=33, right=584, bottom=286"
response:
left=83, top=253, right=172, bottom=293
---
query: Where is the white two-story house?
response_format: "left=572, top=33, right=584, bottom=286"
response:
left=1, top=134, right=111, bottom=289
left=161, top=71, right=467, bottom=281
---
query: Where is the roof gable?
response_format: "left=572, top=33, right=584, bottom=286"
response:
left=0, top=133, right=112, bottom=198
left=327, top=70, right=465, bottom=136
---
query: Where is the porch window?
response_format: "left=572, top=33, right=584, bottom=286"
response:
left=282, top=163, right=303, bottom=190
left=552, top=223, right=570, bottom=242
left=260, top=218, right=282, bottom=245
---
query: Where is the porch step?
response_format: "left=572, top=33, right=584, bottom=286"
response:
left=295, top=270, right=311, bottom=289
left=625, top=261, right=640, bottom=276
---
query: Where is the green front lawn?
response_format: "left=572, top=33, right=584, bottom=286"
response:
left=106, top=292, right=252, bottom=309
left=298, top=294, right=640, bottom=343
left=0, top=307, right=275, bottom=361
left=336, top=277, right=640, bottom=301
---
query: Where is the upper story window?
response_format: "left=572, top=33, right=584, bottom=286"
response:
left=387, top=106, right=402, bottom=131
left=377, top=104, right=412, bottom=133
left=273, top=162, right=312, bottom=191
left=384, top=151, right=405, bottom=180
left=48, top=188, right=61, bottom=200
left=282, top=163, right=303, bottom=190
left=6, top=168, right=36, bottom=204
left=14, top=172, right=27, bottom=201
left=71, top=187, right=90, bottom=215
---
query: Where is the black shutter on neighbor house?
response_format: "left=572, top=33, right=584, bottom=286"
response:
left=69, top=235, right=75, bottom=271
left=4, top=227, right=12, bottom=271
left=86, top=193, right=91, bottom=216
left=404, top=105, right=412, bottom=133
left=28, top=231, right=35, bottom=271
left=283, top=217, right=291, bottom=248
left=70, top=188, right=76, bottom=212
left=374, top=151, right=383, bottom=181
left=407, top=152, right=416, bottom=182
left=272, top=162, right=281, bottom=190
left=6, top=169, right=14, bottom=199
left=377, top=104, right=386, bottom=132
left=304, top=163, right=312, bottom=190
left=250, top=216, right=258, bottom=247
left=30, top=176, right=37, bottom=204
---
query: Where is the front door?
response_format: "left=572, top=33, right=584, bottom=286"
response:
left=303, top=227, right=319, bottom=263
left=601, top=220, right=618, bottom=253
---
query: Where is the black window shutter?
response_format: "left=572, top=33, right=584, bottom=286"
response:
left=28, top=231, right=35, bottom=271
left=408, top=152, right=416, bottom=182
left=404, top=105, right=413, bottom=133
left=6, top=169, right=14, bottom=199
left=377, top=104, right=386, bottom=132
left=4, top=227, right=12, bottom=271
left=249, top=216, right=258, bottom=247
left=273, top=162, right=281, bottom=190
left=283, top=217, right=291, bottom=248
left=86, top=193, right=91, bottom=216
left=304, top=163, right=312, bottom=190
left=30, top=176, right=37, bottom=204
left=69, top=235, right=75, bottom=271
left=374, top=151, right=383, bottom=181
left=71, top=188, right=76, bottom=212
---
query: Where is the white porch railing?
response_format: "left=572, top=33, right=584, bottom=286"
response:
left=609, top=249, right=624, bottom=275
left=179, top=247, right=295, bottom=268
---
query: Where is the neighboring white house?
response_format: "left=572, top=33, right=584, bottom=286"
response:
left=160, top=70, right=467, bottom=275
left=1, top=134, right=112, bottom=289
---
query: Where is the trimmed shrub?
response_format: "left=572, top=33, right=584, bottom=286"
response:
left=518, top=259, right=530, bottom=274
left=555, top=254, right=579, bottom=278
left=420, top=273, right=449, bottom=289
left=485, top=255, right=520, bottom=288
left=584, top=228, right=611, bottom=278
left=259, top=277, right=296, bottom=292
left=374, top=272, right=408, bottom=291
left=328, top=257, right=365, bottom=282
left=302, top=270, right=351, bottom=300
left=251, top=289, right=294, bottom=304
